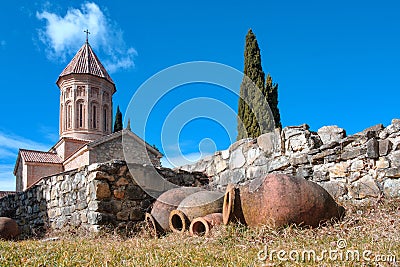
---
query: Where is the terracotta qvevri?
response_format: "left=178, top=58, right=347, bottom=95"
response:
left=0, top=217, right=19, bottom=240
left=145, top=187, right=204, bottom=236
left=223, top=173, right=345, bottom=228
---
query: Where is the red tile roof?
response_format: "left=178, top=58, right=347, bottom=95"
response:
left=58, top=41, right=114, bottom=85
left=20, top=149, right=63, bottom=164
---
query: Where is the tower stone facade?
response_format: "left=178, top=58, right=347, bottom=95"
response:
left=56, top=40, right=116, bottom=141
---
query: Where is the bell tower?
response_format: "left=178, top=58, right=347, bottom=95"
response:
left=56, top=35, right=116, bottom=141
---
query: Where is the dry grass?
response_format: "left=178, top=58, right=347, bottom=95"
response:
left=0, top=198, right=399, bottom=267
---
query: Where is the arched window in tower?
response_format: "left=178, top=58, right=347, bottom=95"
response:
left=66, top=103, right=72, bottom=129
left=77, top=101, right=85, bottom=128
left=91, top=103, right=98, bottom=129
left=103, top=105, right=108, bottom=132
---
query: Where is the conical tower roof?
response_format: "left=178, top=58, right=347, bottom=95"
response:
left=57, top=41, right=115, bottom=88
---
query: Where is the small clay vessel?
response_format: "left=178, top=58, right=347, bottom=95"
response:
left=169, top=190, right=224, bottom=233
left=189, top=213, right=223, bottom=236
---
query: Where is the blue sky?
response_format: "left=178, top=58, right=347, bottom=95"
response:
left=0, top=1, right=399, bottom=190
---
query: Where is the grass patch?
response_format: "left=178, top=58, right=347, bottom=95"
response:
left=1, top=198, right=399, bottom=266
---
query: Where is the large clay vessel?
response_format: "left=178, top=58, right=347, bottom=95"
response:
left=189, top=213, right=223, bottom=236
left=223, top=173, right=345, bottom=228
left=169, top=191, right=224, bottom=233
left=0, top=217, right=19, bottom=240
left=145, top=187, right=204, bottom=236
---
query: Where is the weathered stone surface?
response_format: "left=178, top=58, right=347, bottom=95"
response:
left=116, top=177, right=129, bottom=187
left=247, top=166, right=268, bottom=180
left=317, top=125, right=346, bottom=145
left=116, top=210, right=130, bottom=221
left=229, top=148, right=246, bottom=169
left=366, top=138, right=379, bottom=159
left=383, top=179, right=400, bottom=197
left=329, top=162, right=349, bottom=178
left=379, top=139, right=392, bottom=156
left=246, top=147, right=261, bottom=165
left=257, top=129, right=282, bottom=155
left=221, top=149, right=230, bottom=160
left=214, top=155, right=228, bottom=173
left=231, top=169, right=246, bottom=184
left=94, top=182, right=111, bottom=200
left=113, top=189, right=125, bottom=199
left=88, top=171, right=115, bottom=182
left=350, top=175, right=380, bottom=199
left=319, top=181, right=347, bottom=199
left=376, top=157, right=390, bottom=169
left=388, top=151, right=400, bottom=167
left=351, top=160, right=364, bottom=171
left=290, top=153, right=309, bottom=166
left=341, top=147, right=366, bottom=160
left=269, top=156, right=290, bottom=172
left=385, top=167, right=400, bottom=178
left=311, top=149, right=337, bottom=164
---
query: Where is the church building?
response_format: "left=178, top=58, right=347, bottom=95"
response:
left=14, top=38, right=162, bottom=192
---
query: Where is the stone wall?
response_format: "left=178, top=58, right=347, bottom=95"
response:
left=179, top=119, right=400, bottom=203
left=0, top=160, right=206, bottom=237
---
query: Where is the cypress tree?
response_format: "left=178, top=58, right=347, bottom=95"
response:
left=266, top=73, right=282, bottom=129
left=237, top=29, right=281, bottom=140
left=113, top=105, right=123, bottom=132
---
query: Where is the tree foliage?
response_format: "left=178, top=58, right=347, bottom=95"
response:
left=237, top=29, right=281, bottom=140
left=113, top=105, right=123, bottom=133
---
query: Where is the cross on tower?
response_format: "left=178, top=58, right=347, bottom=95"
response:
left=84, top=29, right=90, bottom=43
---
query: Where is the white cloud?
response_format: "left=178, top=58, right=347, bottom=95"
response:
left=0, top=165, right=15, bottom=191
left=0, top=40, right=5, bottom=48
left=0, top=132, right=50, bottom=158
left=36, top=2, right=136, bottom=73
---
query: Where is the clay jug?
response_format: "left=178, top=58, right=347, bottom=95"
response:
left=189, top=213, right=223, bottom=236
left=0, top=217, right=19, bottom=240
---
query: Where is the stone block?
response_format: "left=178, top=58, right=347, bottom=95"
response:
left=130, top=208, right=144, bottom=221
left=214, top=155, right=228, bottom=173
left=126, top=185, right=146, bottom=200
left=319, top=180, right=347, bottom=199
left=257, top=128, right=282, bottom=155
left=378, top=139, right=392, bottom=156
left=88, top=171, right=115, bottom=182
left=113, top=189, right=125, bottom=199
left=383, top=179, right=400, bottom=198
left=247, top=147, right=261, bottom=165
left=231, top=168, right=246, bottom=184
left=341, top=147, right=366, bottom=160
left=116, top=210, right=130, bottom=221
left=349, top=175, right=380, bottom=199
left=247, top=166, right=268, bottom=180
left=116, top=177, right=129, bottom=187
left=94, top=181, right=111, bottom=200
left=350, top=160, right=364, bottom=171
left=388, top=151, right=400, bottom=167
left=290, top=153, right=309, bottom=166
left=317, top=125, right=346, bottom=144
left=385, top=167, right=400, bottom=178
left=229, top=147, right=246, bottom=169
left=268, top=156, right=290, bottom=172
left=366, top=138, right=379, bottom=159
left=376, top=157, right=390, bottom=169
left=329, top=162, right=349, bottom=178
